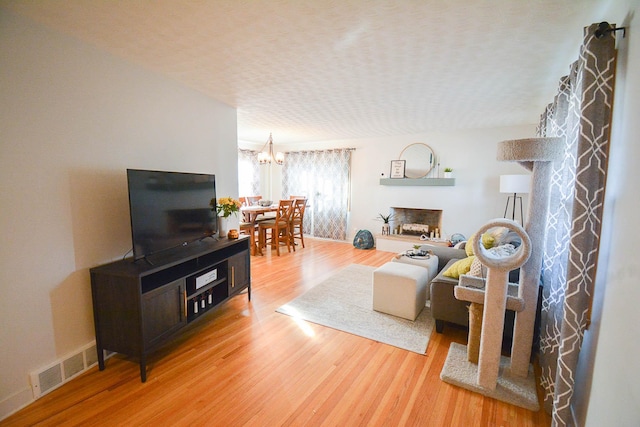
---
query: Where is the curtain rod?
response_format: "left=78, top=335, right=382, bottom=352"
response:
left=595, top=21, right=626, bottom=39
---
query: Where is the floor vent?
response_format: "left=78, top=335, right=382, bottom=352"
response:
left=29, top=341, right=109, bottom=399
left=63, top=352, right=85, bottom=379
left=36, top=364, right=62, bottom=396
left=85, top=344, right=98, bottom=366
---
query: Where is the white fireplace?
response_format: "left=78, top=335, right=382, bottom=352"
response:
left=376, top=207, right=445, bottom=252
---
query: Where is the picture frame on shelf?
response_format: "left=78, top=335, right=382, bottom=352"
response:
left=390, top=160, right=406, bottom=179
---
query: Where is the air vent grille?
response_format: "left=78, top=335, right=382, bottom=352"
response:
left=30, top=340, right=109, bottom=399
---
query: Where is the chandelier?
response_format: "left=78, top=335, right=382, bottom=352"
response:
left=257, top=133, right=284, bottom=165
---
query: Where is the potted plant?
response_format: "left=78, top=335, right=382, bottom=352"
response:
left=444, top=167, right=453, bottom=178
left=378, top=213, right=393, bottom=235
left=211, top=196, right=241, bottom=238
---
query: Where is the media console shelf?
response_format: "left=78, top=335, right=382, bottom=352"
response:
left=90, top=236, right=250, bottom=382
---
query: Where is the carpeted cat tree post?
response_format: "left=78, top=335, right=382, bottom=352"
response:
left=440, top=137, right=562, bottom=410
left=467, top=219, right=531, bottom=389
left=498, top=137, right=563, bottom=377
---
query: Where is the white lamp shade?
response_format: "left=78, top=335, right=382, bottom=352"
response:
left=500, top=174, right=530, bottom=194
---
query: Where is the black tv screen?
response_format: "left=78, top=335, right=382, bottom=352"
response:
left=127, top=169, right=217, bottom=260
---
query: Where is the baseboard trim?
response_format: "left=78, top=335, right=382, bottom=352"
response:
left=0, top=387, right=33, bottom=422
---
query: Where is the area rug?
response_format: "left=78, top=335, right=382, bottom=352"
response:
left=440, top=342, right=540, bottom=411
left=276, top=264, right=433, bottom=354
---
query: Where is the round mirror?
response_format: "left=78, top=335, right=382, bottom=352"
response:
left=399, top=143, right=436, bottom=178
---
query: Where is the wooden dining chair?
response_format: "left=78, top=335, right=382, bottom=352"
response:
left=258, top=199, right=294, bottom=256
left=239, top=221, right=258, bottom=255
left=290, top=198, right=306, bottom=250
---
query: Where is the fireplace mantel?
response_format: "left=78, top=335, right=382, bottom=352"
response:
left=375, top=233, right=451, bottom=252
left=379, top=178, right=455, bottom=186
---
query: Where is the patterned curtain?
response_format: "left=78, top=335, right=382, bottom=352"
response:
left=238, top=149, right=260, bottom=197
left=536, top=23, right=616, bottom=425
left=282, top=149, right=353, bottom=240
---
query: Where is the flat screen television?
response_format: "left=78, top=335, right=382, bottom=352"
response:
left=127, top=169, right=217, bottom=261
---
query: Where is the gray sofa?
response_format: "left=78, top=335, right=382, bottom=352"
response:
left=422, top=244, right=519, bottom=337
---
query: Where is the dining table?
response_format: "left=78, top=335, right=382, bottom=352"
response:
left=240, top=204, right=279, bottom=256
left=240, top=204, right=279, bottom=223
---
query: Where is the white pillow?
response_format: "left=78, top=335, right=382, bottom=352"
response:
left=486, top=243, right=517, bottom=258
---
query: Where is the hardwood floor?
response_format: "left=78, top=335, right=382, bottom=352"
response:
left=2, top=238, right=551, bottom=426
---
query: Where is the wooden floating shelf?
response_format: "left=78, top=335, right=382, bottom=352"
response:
left=379, top=178, right=455, bottom=186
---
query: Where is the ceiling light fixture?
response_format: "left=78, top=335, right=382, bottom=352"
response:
left=258, top=133, right=284, bottom=165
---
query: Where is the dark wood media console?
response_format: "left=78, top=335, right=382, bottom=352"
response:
left=90, top=236, right=251, bottom=382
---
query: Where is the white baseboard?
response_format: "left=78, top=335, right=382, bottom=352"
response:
left=0, top=387, right=34, bottom=422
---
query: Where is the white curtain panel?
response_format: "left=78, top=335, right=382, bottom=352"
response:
left=536, top=23, right=617, bottom=426
left=238, top=149, right=261, bottom=197
left=282, top=149, right=352, bottom=240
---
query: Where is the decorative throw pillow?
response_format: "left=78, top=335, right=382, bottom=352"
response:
left=443, top=256, right=476, bottom=279
left=468, top=257, right=486, bottom=277
left=465, top=232, right=495, bottom=257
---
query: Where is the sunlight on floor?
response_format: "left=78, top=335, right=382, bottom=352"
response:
left=280, top=305, right=316, bottom=337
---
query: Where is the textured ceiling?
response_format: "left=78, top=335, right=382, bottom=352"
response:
left=3, top=0, right=604, bottom=144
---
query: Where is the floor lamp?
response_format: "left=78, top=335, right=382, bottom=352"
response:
left=500, top=174, right=530, bottom=225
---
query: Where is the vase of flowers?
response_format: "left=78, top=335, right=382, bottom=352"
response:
left=211, top=197, right=241, bottom=238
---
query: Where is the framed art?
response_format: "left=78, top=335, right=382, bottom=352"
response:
left=390, top=160, right=406, bottom=179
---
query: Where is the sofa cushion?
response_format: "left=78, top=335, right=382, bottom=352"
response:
left=443, top=256, right=476, bottom=279
left=418, top=244, right=467, bottom=271
left=430, top=258, right=471, bottom=329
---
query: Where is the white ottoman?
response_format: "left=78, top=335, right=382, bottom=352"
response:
left=391, top=254, right=439, bottom=298
left=373, top=262, right=430, bottom=320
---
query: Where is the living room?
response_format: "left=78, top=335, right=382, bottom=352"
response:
left=1, top=1, right=639, bottom=426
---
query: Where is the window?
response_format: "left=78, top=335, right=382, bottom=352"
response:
left=238, top=149, right=260, bottom=197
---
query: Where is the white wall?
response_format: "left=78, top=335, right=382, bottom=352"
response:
left=580, top=1, right=640, bottom=426
left=0, top=10, right=238, bottom=418
left=3, top=1, right=638, bottom=424
left=257, top=125, right=536, bottom=241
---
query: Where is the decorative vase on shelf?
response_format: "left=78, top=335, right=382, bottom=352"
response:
left=444, top=172, right=452, bottom=178
left=382, top=224, right=390, bottom=235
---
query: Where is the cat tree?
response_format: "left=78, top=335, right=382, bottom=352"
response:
left=440, top=137, right=563, bottom=410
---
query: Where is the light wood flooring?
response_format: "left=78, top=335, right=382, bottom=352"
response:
left=2, top=238, right=551, bottom=426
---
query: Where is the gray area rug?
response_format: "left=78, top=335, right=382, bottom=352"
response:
left=441, top=342, right=540, bottom=411
left=276, top=264, right=433, bottom=354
